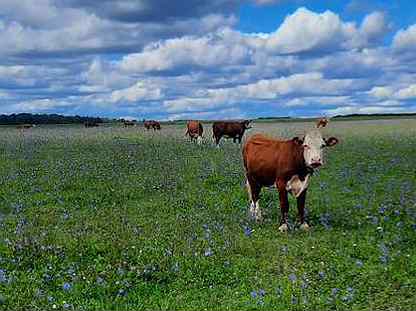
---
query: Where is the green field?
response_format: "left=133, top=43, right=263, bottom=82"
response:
left=0, top=119, right=416, bottom=310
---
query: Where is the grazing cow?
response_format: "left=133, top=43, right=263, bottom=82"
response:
left=243, top=130, right=339, bottom=232
left=316, top=117, right=329, bottom=128
left=153, top=121, right=161, bottom=130
left=212, top=120, right=252, bottom=146
left=16, top=124, right=34, bottom=130
left=84, top=121, right=99, bottom=128
left=123, top=120, right=136, bottom=127
left=144, top=120, right=161, bottom=130
left=185, top=121, right=203, bottom=144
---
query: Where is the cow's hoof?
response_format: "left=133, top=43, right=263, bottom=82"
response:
left=278, top=223, right=288, bottom=232
left=300, top=223, right=310, bottom=231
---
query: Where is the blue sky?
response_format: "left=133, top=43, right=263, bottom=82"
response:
left=1, top=0, right=416, bottom=120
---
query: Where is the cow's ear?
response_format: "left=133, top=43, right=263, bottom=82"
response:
left=325, top=137, right=339, bottom=147
left=292, top=137, right=303, bottom=145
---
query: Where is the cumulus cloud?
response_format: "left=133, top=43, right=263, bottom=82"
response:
left=238, top=8, right=388, bottom=55
left=393, top=24, right=416, bottom=51
left=395, top=84, right=416, bottom=100
left=119, top=34, right=251, bottom=73
left=110, top=81, right=163, bottom=103
left=163, top=72, right=361, bottom=113
left=368, top=86, right=394, bottom=99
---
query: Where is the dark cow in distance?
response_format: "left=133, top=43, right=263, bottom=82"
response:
left=316, top=117, right=329, bottom=128
left=212, top=120, right=252, bottom=146
left=84, top=121, right=99, bottom=128
left=123, top=120, right=136, bottom=127
left=144, top=120, right=161, bottom=130
left=16, top=124, right=34, bottom=130
left=243, top=130, right=339, bottom=232
left=185, top=121, right=203, bottom=144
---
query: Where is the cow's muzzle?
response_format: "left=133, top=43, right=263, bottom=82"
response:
left=310, top=162, right=322, bottom=168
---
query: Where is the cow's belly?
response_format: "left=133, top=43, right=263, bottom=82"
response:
left=286, top=174, right=310, bottom=198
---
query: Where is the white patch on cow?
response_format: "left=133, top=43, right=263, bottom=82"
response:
left=254, top=201, right=262, bottom=222
left=246, top=180, right=252, bottom=201
left=278, top=223, right=288, bottom=232
left=286, top=174, right=310, bottom=198
left=197, top=136, right=202, bottom=145
left=303, top=130, right=325, bottom=167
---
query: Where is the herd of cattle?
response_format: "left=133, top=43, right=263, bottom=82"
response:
left=185, top=117, right=334, bottom=232
left=15, top=117, right=335, bottom=232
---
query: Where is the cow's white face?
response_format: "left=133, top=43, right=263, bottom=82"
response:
left=300, top=130, right=338, bottom=168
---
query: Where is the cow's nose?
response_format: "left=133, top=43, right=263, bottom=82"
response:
left=311, top=160, right=322, bottom=168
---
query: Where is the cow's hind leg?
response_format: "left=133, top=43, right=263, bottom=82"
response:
left=246, top=179, right=262, bottom=222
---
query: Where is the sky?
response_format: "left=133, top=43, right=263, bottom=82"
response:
left=1, top=0, right=416, bottom=120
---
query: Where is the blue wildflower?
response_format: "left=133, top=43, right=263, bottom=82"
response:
left=288, top=273, right=297, bottom=282
left=0, top=269, right=6, bottom=283
left=204, top=248, right=213, bottom=257
left=318, top=271, right=325, bottom=279
left=243, top=225, right=252, bottom=237
left=250, top=291, right=257, bottom=299
left=62, top=282, right=72, bottom=291
left=356, top=260, right=363, bottom=268
left=331, top=288, right=340, bottom=296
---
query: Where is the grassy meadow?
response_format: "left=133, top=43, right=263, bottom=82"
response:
left=0, top=119, right=416, bottom=310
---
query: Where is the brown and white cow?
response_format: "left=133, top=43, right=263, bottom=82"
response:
left=212, top=120, right=251, bottom=146
left=243, top=130, right=338, bottom=232
left=316, top=117, right=329, bottom=128
left=185, top=121, right=203, bottom=144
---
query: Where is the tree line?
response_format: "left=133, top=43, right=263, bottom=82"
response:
left=0, top=113, right=103, bottom=125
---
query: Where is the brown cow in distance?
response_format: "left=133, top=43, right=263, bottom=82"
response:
left=144, top=120, right=161, bottom=130
left=243, top=130, right=339, bottom=232
left=16, top=124, right=34, bottom=130
left=316, top=117, right=329, bottom=128
left=185, top=121, right=203, bottom=144
left=212, top=120, right=252, bottom=146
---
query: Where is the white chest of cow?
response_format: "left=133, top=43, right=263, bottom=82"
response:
left=286, top=174, right=311, bottom=198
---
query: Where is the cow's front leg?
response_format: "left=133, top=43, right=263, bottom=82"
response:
left=297, top=190, right=310, bottom=231
left=276, top=179, right=289, bottom=232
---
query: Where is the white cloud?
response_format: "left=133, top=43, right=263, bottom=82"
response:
left=119, top=34, right=251, bottom=73
left=395, top=84, right=416, bottom=99
left=393, top=24, right=416, bottom=51
left=326, top=105, right=407, bottom=116
left=163, top=72, right=360, bottom=113
left=110, top=81, right=163, bottom=103
left=368, top=86, right=394, bottom=99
